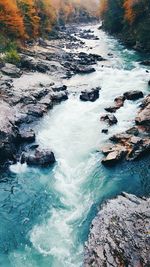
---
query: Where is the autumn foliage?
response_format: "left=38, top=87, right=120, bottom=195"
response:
left=0, top=0, right=99, bottom=42
left=99, top=0, right=150, bottom=50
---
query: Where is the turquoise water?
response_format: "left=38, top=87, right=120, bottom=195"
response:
left=0, top=24, right=150, bottom=267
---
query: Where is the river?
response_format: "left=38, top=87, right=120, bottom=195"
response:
left=0, top=24, right=150, bottom=267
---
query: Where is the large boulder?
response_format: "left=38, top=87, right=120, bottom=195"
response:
left=80, top=87, right=100, bottom=102
left=84, top=193, right=150, bottom=267
left=1, top=63, right=22, bottom=78
left=23, top=149, right=56, bottom=167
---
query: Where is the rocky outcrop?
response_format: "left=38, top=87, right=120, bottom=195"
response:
left=80, top=87, right=100, bottom=102
left=84, top=193, right=150, bottom=267
left=101, top=94, right=150, bottom=165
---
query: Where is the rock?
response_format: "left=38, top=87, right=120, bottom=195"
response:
left=100, top=114, right=118, bottom=126
left=1, top=63, right=22, bottom=78
left=105, top=96, right=125, bottom=113
left=84, top=193, right=150, bottom=267
left=101, top=144, right=127, bottom=165
left=108, top=130, right=150, bottom=161
left=102, top=150, right=124, bottom=165
left=136, top=103, right=150, bottom=126
left=24, top=149, right=56, bottom=167
left=52, top=85, right=67, bottom=92
left=101, top=129, right=108, bottom=134
left=80, top=87, right=100, bottom=102
left=114, top=95, right=125, bottom=107
left=140, top=60, right=150, bottom=66
left=20, top=55, right=49, bottom=73
left=123, top=90, right=144, bottom=100
left=51, top=91, right=68, bottom=102
left=23, top=103, right=47, bottom=117
left=19, top=129, right=35, bottom=143
left=105, top=106, right=119, bottom=113
left=75, top=66, right=96, bottom=74
left=148, top=80, right=150, bottom=86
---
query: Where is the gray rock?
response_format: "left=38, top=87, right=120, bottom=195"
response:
left=80, top=87, right=100, bottom=102
left=84, top=193, right=150, bottom=267
left=24, top=149, right=56, bottom=167
left=1, top=63, right=22, bottom=78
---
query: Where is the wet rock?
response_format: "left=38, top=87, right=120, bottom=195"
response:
left=100, top=114, right=118, bottom=126
left=114, top=95, right=125, bottom=107
left=84, top=193, right=150, bottom=267
left=101, top=129, right=108, bottom=134
left=123, top=90, right=144, bottom=100
left=19, top=129, right=35, bottom=143
left=140, top=60, right=150, bottom=66
left=1, top=63, right=22, bottom=78
left=105, top=106, right=119, bottom=113
left=101, top=144, right=127, bottom=165
left=80, top=87, right=100, bottom=102
left=105, top=96, right=125, bottom=113
left=24, top=149, right=56, bottom=167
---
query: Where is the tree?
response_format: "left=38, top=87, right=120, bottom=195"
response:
left=0, top=0, right=25, bottom=38
left=17, top=0, right=39, bottom=38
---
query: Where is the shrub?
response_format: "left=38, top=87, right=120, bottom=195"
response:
left=4, top=48, right=20, bottom=65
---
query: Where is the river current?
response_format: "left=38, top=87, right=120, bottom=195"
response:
left=0, top=24, right=150, bottom=267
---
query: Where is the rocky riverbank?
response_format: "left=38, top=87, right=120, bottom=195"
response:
left=100, top=89, right=150, bottom=165
left=84, top=193, right=150, bottom=267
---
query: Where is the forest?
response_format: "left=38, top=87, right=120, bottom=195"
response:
left=99, top=0, right=150, bottom=51
left=0, top=0, right=98, bottom=42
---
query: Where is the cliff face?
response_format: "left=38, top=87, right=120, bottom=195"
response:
left=84, top=193, right=150, bottom=267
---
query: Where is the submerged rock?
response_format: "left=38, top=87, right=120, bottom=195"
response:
left=80, top=87, right=100, bottom=102
left=84, top=193, right=150, bottom=267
